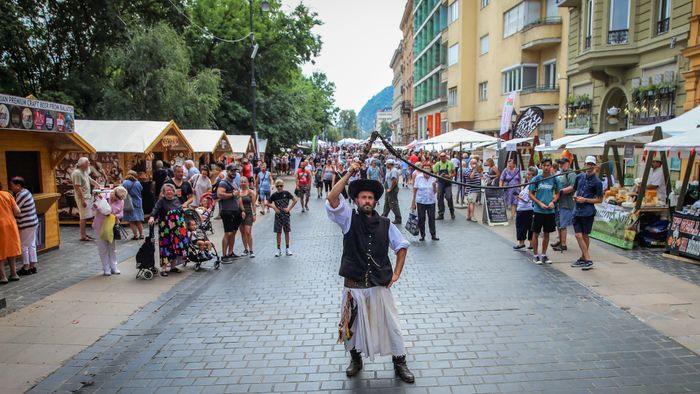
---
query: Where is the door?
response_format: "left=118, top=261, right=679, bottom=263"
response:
left=6, top=151, right=41, bottom=193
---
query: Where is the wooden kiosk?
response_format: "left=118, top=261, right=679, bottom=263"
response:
left=181, top=129, right=233, bottom=168
left=56, top=120, right=193, bottom=222
left=227, top=134, right=256, bottom=160
left=0, top=94, right=95, bottom=252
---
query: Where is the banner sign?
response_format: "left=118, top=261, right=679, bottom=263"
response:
left=590, top=203, right=638, bottom=249
left=499, top=92, right=517, bottom=136
left=485, top=188, right=509, bottom=226
left=667, top=213, right=700, bottom=260
left=513, top=107, right=544, bottom=139
left=0, top=94, right=74, bottom=132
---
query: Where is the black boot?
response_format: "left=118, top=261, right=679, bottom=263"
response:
left=346, top=350, right=363, bottom=377
left=393, top=355, right=415, bottom=383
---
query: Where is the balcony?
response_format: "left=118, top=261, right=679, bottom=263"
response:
left=521, top=18, right=563, bottom=51
left=401, top=100, right=412, bottom=114
left=519, top=85, right=560, bottom=109
left=657, top=18, right=670, bottom=35
left=557, top=0, right=581, bottom=6
left=607, top=29, right=629, bottom=45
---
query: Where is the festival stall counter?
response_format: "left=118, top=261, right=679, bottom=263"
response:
left=0, top=93, right=95, bottom=252
left=181, top=129, right=233, bottom=168
left=57, top=120, right=193, bottom=223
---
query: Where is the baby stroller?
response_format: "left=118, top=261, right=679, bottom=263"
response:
left=195, top=193, right=215, bottom=235
left=183, top=208, right=221, bottom=271
left=135, top=225, right=158, bottom=280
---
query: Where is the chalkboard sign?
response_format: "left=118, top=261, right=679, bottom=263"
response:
left=667, top=213, right=700, bottom=260
left=485, top=189, right=509, bottom=226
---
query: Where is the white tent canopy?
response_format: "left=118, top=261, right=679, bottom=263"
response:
left=535, top=134, right=594, bottom=152
left=421, top=128, right=497, bottom=145
left=258, top=139, right=268, bottom=155
left=565, top=128, right=664, bottom=155
left=628, top=105, right=700, bottom=135
left=75, top=120, right=190, bottom=153
left=181, top=129, right=230, bottom=154
left=338, top=138, right=363, bottom=146
left=645, top=128, right=700, bottom=152
left=228, top=134, right=254, bottom=155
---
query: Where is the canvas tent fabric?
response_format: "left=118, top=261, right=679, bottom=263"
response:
left=228, top=134, right=253, bottom=154
left=258, top=139, right=268, bottom=155
left=535, top=134, right=594, bottom=152
left=75, top=120, right=191, bottom=153
left=421, top=128, right=497, bottom=145
left=565, top=128, right=667, bottom=155
left=181, top=129, right=230, bottom=154
left=644, top=128, right=700, bottom=152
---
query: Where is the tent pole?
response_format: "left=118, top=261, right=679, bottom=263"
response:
left=676, top=151, right=696, bottom=212
left=612, top=145, right=623, bottom=186
left=601, top=145, right=612, bottom=189
left=573, top=154, right=580, bottom=171
left=635, top=146, right=656, bottom=211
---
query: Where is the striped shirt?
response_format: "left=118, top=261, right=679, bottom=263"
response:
left=15, top=189, right=39, bottom=229
left=463, top=168, right=482, bottom=193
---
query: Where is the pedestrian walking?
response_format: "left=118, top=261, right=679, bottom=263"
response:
left=238, top=177, right=257, bottom=257
left=381, top=159, right=402, bottom=224
left=325, top=162, right=414, bottom=384
left=296, top=160, right=312, bottom=212
left=216, top=165, right=243, bottom=261
left=267, top=180, right=297, bottom=257
left=333, top=162, right=349, bottom=201
left=367, top=159, right=381, bottom=181
left=314, top=162, right=324, bottom=198
left=513, top=167, right=537, bottom=250
left=190, top=168, right=212, bottom=209
left=256, top=163, right=273, bottom=214
left=93, top=187, right=126, bottom=276
left=528, top=158, right=560, bottom=265
left=433, top=152, right=456, bottom=220
left=184, top=160, right=199, bottom=181
left=148, top=184, right=189, bottom=276
left=72, top=157, right=99, bottom=241
left=122, top=171, right=144, bottom=240
left=464, top=158, right=482, bottom=222
left=552, top=158, right=577, bottom=252
left=499, top=159, right=521, bottom=219
left=411, top=162, right=439, bottom=241
left=322, top=161, right=334, bottom=194
left=571, top=156, right=604, bottom=271
left=0, top=180, right=21, bottom=284
left=9, top=177, right=39, bottom=276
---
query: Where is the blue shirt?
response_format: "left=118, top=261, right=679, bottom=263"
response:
left=367, top=166, right=381, bottom=181
left=529, top=175, right=560, bottom=214
left=573, top=173, right=603, bottom=217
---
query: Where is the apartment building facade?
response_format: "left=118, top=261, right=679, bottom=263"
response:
left=413, top=0, right=448, bottom=140
left=390, top=41, right=404, bottom=142
left=561, top=0, right=691, bottom=135
left=400, top=0, right=417, bottom=144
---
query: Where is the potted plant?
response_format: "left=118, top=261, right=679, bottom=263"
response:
left=646, top=84, right=658, bottom=97
left=580, top=94, right=591, bottom=106
left=567, top=95, right=576, bottom=108
left=658, top=81, right=675, bottom=95
left=631, top=88, right=641, bottom=101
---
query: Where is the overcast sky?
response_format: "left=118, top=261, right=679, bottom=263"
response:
left=286, top=0, right=405, bottom=113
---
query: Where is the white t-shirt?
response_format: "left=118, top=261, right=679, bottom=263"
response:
left=413, top=174, right=437, bottom=205
left=647, top=167, right=667, bottom=202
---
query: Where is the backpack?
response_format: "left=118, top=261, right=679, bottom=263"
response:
left=212, top=176, right=222, bottom=199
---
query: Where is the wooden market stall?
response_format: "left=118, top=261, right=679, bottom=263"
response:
left=0, top=93, right=95, bottom=252
left=181, top=129, right=233, bottom=168
left=227, top=134, right=256, bottom=160
left=56, top=120, right=193, bottom=223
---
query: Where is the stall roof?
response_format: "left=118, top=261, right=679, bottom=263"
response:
left=75, top=120, right=191, bottom=153
left=645, top=128, right=700, bottom=152
left=181, top=129, right=230, bottom=154
left=535, top=134, right=594, bottom=152
left=258, top=139, right=268, bottom=154
left=228, top=134, right=253, bottom=154
left=565, top=128, right=664, bottom=155
left=421, top=128, right=497, bottom=145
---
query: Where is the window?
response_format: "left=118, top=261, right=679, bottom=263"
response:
left=609, top=0, right=630, bottom=44
left=448, top=87, right=458, bottom=106
left=448, top=44, right=459, bottom=66
left=546, top=0, right=558, bottom=18
left=479, top=82, right=488, bottom=102
left=544, top=61, right=556, bottom=89
left=448, top=1, right=459, bottom=24
left=584, top=0, right=593, bottom=49
left=502, top=64, right=537, bottom=93
left=481, top=0, right=489, bottom=7
left=657, top=0, right=671, bottom=35
left=480, top=35, right=489, bottom=55
left=503, top=1, right=540, bottom=38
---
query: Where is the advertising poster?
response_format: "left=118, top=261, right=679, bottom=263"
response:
left=0, top=94, right=74, bottom=133
left=590, top=203, right=638, bottom=249
left=667, top=213, right=700, bottom=260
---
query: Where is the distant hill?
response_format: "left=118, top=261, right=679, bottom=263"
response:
left=357, top=86, right=393, bottom=132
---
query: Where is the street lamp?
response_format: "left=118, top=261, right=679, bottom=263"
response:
left=250, top=0, right=270, bottom=163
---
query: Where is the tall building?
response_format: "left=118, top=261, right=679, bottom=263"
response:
left=445, top=0, right=568, bottom=140
left=561, top=0, right=691, bottom=134
left=374, top=108, right=393, bottom=133
left=413, top=0, right=448, bottom=140
left=683, top=0, right=700, bottom=110
left=390, top=42, right=404, bottom=143
left=400, top=0, right=416, bottom=144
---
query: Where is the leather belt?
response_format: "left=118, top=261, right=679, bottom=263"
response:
left=344, top=278, right=373, bottom=289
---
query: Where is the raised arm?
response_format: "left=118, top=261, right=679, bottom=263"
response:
left=327, top=162, right=358, bottom=209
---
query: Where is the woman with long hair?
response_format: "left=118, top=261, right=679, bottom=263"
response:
left=238, top=177, right=258, bottom=257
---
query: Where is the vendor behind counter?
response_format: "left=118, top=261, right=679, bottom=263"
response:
left=647, top=158, right=667, bottom=203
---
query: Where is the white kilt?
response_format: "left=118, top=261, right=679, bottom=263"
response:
left=339, top=286, right=406, bottom=358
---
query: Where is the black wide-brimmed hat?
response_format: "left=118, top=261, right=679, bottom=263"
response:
left=348, top=179, right=384, bottom=200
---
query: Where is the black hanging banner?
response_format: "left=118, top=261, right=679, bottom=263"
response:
left=513, top=107, right=544, bottom=139
left=485, top=189, right=509, bottom=226
left=667, top=213, right=700, bottom=261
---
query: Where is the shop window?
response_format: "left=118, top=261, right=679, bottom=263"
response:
left=6, top=151, right=41, bottom=193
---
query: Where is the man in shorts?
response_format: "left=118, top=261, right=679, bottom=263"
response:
left=571, top=156, right=604, bottom=271
left=528, top=158, right=560, bottom=265
left=268, top=179, right=298, bottom=257
left=72, top=157, right=99, bottom=241
left=295, top=160, right=312, bottom=212
left=464, top=158, right=481, bottom=222
left=552, top=158, right=577, bottom=252
left=217, top=165, right=242, bottom=261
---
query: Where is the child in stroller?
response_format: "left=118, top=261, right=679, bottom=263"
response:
left=194, top=193, right=214, bottom=234
left=187, top=219, right=213, bottom=260
left=183, top=208, right=221, bottom=271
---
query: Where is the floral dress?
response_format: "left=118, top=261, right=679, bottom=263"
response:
left=150, top=197, right=190, bottom=261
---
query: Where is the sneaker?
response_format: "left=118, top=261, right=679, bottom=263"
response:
left=581, top=260, right=594, bottom=270
left=533, top=256, right=542, bottom=265
left=571, top=258, right=586, bottom=268
left=541, top=255, right=552, bottom=264
left=111, top=269, right=121, bottom=275
left=513, top=245, right=526, bottom=250
left=436, top=215, right=444, bottom=221
left=450, top=213, right=456, bottom=220
left=249, top=251, right=255, bottom=258
left=103, top=272, right=111, bottom=276
left=526, top=245, right=533, bottom=250
left=275, top=249, right=282, bottom=257
left=242, top=250, right=249, bottom=256
left=550, top=241, right=561, bottom=248
left=286, top=249, right=293, bottom=256
left=229, top=253, right=241, bottom=260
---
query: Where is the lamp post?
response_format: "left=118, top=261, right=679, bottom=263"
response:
left=250, top=0, right=270, bottom=162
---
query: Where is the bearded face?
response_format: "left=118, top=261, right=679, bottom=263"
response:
left=356, top=191, right=376, bottom=215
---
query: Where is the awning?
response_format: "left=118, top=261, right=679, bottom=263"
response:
left=644, top=128, right=700, bottom=152
left=421, top=128, right=497, bottom=145
left=181, top=129, right=231, bottom=154
left=565, top=128, right=665, bottom=155
left=228, top=134, right=254, bottom=155
left=535, top=134, right=594, bottom=152
left=75, top=120, right=192, bottom=153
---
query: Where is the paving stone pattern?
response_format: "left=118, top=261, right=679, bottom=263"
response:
left=31, top=188, right=700, bottom=393
left=0, top=226, right=142, bottom=316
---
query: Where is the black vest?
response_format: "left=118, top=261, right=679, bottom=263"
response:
left=339, top=211, right=393, bottom=287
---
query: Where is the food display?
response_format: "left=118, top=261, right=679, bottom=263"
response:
left=602, top=186, right=662, bottom=208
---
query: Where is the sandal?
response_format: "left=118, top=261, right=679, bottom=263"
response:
left=131, top=236, right=139, bottom=241
left=9, top=276, right=20, bottom=281
left=0, top=278, right=8, bottom=285
left=80, top=237, right=93, bottom=242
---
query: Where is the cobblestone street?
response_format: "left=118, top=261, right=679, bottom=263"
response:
left=26, top=185, right=700, bottom=394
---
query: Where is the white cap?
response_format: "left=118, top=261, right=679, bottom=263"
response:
left=585, top=155, right=597, bottom=165
left=385, top=159, right=395, bottom=165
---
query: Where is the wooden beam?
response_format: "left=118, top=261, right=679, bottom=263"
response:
left=612, top=145, right=624, bottom=185
left=676, top=151, right=696, bottom=212
left=50, top=150, right=69, bottom=169
left=636, top=150, right=655, bottom=211
left=573, top=154, right=580, bottom=171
